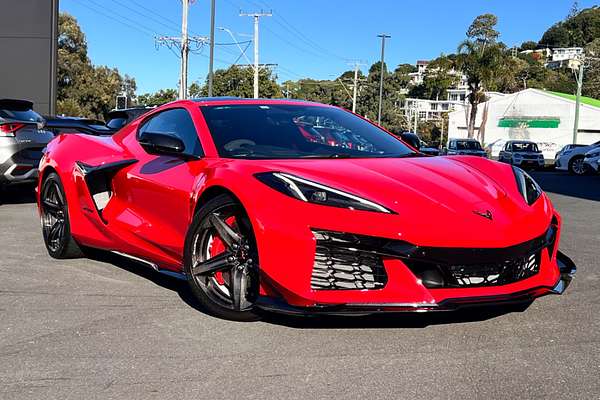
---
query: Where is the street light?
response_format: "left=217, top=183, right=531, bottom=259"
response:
left=217, top=27, right=253, bottom=65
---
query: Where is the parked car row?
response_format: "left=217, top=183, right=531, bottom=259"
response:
left=406, top=133, right=599, bottom=175
left=0, top=98, right=152, bottom=191
left=555, top=141, right=600, bottom=175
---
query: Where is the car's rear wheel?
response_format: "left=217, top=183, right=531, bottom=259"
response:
left=184, top=194, right=260, bottom=321
left=569, top=155, right=588, bottom=175
left=40, top=172, right=83, bottom=259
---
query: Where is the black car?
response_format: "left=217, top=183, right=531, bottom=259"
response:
left=43, top=116, right=114, bottom=136
left=398, top=132, right=440, bottom=156
left=106, top=107, right=153, bottom=131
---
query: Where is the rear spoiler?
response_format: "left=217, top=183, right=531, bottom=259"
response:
left=0, top=99, right=34, bottom=111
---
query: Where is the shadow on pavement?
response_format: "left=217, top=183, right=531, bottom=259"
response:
left=84, top=248, right=531, bottom=328
left=531, top=171, right=600, bottom=202
left=0, top=184, right=37, bottom=205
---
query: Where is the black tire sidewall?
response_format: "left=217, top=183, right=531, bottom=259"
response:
left=183, top=193, right=260, bottom=322
left=41, top=172, right=80, bottom=259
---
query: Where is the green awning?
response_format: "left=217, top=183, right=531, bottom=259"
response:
left=498, top=117, right=560, bottom=128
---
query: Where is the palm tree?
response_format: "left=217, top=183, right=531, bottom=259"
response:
left=457, top=40, right=503, bottom=139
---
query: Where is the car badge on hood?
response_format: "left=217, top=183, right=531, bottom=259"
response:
left=473, top=209, right=493, bottom=220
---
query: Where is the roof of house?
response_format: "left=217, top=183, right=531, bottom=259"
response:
left=547, top=91, right=600, bottom=109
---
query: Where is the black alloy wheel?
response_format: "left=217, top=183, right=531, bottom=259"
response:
left=40, top=172, right=82, bottom=258
left=185, top=194, right=260, bottom=321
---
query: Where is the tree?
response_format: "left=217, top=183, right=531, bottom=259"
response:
left=540, top=6, right=600, bottom=47
left=583, top=38, right=600, bottom=99
left=519, top=41, right=538, bottom=51
left=466, top=14, right=500, bottom=47
left=422, top=55, right=458, bottom=100
left=457, top=14, right=504, bottom=139
left=57, top=13, right=136, bottom=118
left=137, top=89, right=177, bottom=107
left=208, top=66, right=281, bottom=98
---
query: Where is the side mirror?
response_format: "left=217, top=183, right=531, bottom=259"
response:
left=139, top=131, right=185, bottom=156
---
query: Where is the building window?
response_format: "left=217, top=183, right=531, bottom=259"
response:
left=419, top=111, right=427, bottom=119
left=442, top=103, right=449, bottom=110
left=431, top=103, right=438, bottom=111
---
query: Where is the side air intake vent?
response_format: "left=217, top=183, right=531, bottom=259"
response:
left=311, top=230, right=388, bottom=290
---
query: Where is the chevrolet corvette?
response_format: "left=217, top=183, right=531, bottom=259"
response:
left=37, top=98, right=576, bottom=321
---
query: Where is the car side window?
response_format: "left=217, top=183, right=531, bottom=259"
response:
left=449, top=141, right=455, bottom=150
left=138, top=108, right=203, bottom=156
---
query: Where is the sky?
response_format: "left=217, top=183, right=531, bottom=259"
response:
left=60, top=0, right=600, bottom=94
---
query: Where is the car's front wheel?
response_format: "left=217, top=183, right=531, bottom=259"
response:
left=184, top=194, right=260, bottom=321
left=40, top=172, right=83, bottom=259
left=569, top=155, right=588, bottom=175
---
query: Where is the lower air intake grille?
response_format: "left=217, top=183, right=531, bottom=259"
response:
left=311, top=232, right=387, bottom=290
left=446, top=251, right=540, bottom=287
left=405, top=251, right=541, bottom=288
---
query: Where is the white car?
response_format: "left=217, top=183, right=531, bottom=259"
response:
left=498, top=140, right=545, bottom=169
left=555, top=141, right=600, bottom=175
left=584, top=147, right=600, bottom=174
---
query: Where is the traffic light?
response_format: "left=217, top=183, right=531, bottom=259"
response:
left=116, top=95, right=127, bottom=110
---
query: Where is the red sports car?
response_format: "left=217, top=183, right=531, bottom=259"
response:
left=37, top=98, right=576, bottom=321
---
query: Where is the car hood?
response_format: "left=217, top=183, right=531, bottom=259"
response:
left=237, top=156, right=553, bottom=245
left=260, top=156, right=504, bottom=210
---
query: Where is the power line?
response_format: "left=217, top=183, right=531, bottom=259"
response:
left=108, top=0, right=181, bottom=35
left=81, top=0, right=158, bottom=38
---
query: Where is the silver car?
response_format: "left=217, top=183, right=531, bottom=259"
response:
left=498, top=140, right=545, bottom=169
left=0, top=99, right=53, bottom=189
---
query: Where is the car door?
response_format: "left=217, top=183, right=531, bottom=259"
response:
left=109, top=107, right=208, bottom=266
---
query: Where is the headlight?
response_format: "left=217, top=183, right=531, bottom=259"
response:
left=512, top=166, right=542, bottom=205
left=586, top=151, right=600, bottom=159
left=255, top=172, right=394, bottom=213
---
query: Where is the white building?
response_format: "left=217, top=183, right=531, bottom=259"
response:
left=400, top=98, right=466, bottom=122
left=551, top=47, right=584, bottom=62
left=447, top=89, right=600, bottom=159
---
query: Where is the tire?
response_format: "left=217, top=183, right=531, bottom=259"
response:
left=568, top=155, right=588, bottom=175
left=40, top=172, right=83, bottom=259
left=184, top=193, right=260, bottom=321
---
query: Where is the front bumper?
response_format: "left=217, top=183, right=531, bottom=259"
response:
left=515, top=159, right=545, bottom=168
left=256, top=251, right=576, bottom=315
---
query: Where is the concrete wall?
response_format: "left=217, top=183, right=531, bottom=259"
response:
left=0, top=0, right=58, bottom=115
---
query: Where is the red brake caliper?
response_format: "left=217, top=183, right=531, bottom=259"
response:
left=209, top=216, right=237, bottom=286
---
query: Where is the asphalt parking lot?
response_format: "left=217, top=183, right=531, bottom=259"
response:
left=0, top=171, right=598, bottom=400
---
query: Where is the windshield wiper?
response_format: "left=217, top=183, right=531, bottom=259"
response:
left=299, top=153, right=354, bottom=159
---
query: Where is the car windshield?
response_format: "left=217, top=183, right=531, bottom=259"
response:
left=456, top=140, right=482, bottom=150
left=199, top=104, right=415, bottom=159
left=512, top=142, right=540, bottom=152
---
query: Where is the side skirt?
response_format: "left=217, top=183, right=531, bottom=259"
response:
left=110, top=251, right=187, bottom=281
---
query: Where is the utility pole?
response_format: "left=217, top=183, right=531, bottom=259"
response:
left=377, top=34, right=391, bottom=125
left=208, top=0, right=216, bottom=97
left=573, top=60, right=584, bottom=144
left=348, top=61, right=366, bottom=113
left=155, top=1, right=206, bottom=100
left=240, top=10, right=272, bottom=98
left=180, top=0, right=189, bottom=99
